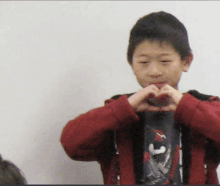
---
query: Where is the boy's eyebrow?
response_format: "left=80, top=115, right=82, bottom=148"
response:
left=137, top=54, right=150, bottom=57
left=137, top=53, right=172, bottom=57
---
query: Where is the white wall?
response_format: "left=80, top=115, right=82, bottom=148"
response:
left=0, top=1, right=220, bottom=184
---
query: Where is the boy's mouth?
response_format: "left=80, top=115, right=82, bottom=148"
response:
left=150, top=82, right=166, bottom=89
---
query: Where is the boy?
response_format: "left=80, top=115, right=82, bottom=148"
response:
left=60, top=11, right=220, bottom=184
left=0, top=154, right=27, bottom=184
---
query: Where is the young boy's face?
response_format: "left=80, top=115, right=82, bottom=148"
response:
left=131, top=40, right=192, bottom=90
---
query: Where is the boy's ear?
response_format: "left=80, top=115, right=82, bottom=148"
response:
left=182, top=53, right=193, bottom=72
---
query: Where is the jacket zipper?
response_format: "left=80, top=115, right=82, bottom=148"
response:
left=114, top=131, right=120, bottom=184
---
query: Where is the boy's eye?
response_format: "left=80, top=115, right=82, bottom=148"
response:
left=139, top=62, right=149, bottom=64
left=161, top=60, right=171, bottom=63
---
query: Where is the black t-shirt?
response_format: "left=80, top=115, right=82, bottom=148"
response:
left=131, top=111, right=181, bottom=184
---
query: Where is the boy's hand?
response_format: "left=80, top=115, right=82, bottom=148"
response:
left=128, top=85, right=162, bottom=112
left=128, top=84, right=183, bottom=112
left=158, top=84, right=183, bottom=112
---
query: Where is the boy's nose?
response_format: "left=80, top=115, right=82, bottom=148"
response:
left=149, top=63, right=162, bottom=76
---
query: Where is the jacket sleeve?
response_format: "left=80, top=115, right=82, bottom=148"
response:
left=174, top=93, right=220, bottom=146
left=60, top=95, right=139, bottom=161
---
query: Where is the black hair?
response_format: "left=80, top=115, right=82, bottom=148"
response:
left=127, top=11, right=192, bottom=64
left=0, top=155, right=27, bottom=185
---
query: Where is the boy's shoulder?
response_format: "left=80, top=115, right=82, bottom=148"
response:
left=110, top=93, right=135, bottom=100
left=110, top=90, right=219, bottom=101
left=187, top=90, right=219, bottom=101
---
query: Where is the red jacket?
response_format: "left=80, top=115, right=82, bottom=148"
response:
left=60, top=92, right=220, bottom=185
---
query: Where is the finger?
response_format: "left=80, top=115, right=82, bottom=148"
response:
left=160, top=89, right=182, bottom=105
left=149, top=106, right=168, bottom=112
left=129, top=88, right=157, bottom=105
left=148, top=106, right=161, bottom=112
left=128, top=88, right=161, bottom=112
left=161, top=84, right=177, bottom=92
left=161, top=104, right=176, bottom=112
left=160, top=84, right=176, bottom=92
left=137, top=103, right=160, bottom=112
left=160, top=106, right=170, bottom=112
left=169, top=103, right=177, bottom=110
left=143, top=89, right=160, bottom=99
left=157, top=90, right=172, bottom=98
left=160, top=84, right=168, bottom=91
left=147, top=84, right=160, bottom=92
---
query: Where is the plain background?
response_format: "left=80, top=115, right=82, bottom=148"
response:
left=0, top=1, right=220, bottom=184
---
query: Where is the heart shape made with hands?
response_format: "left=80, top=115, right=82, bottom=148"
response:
left=146, top=92, right=171, bottom=107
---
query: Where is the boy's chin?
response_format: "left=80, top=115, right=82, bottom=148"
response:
left=146, top=97, right=170, bottom=107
